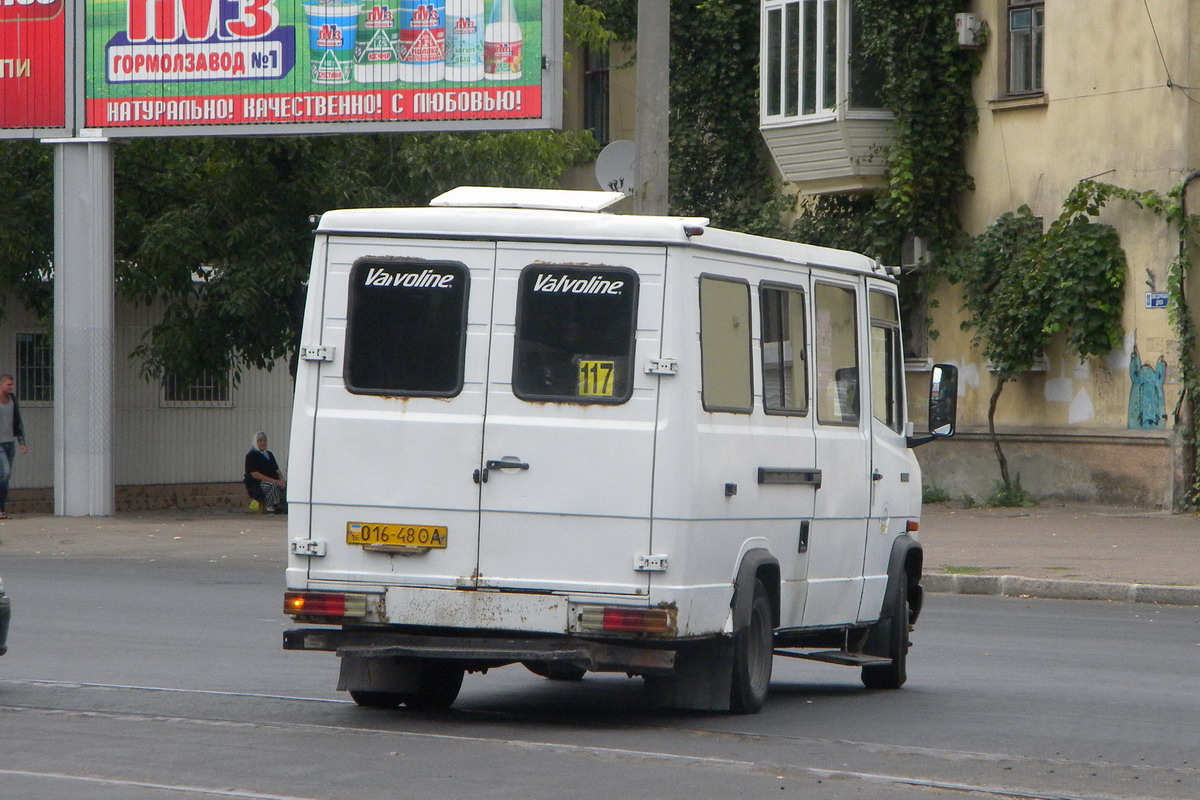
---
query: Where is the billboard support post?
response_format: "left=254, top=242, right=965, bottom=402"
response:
left=634, top=0, right=668, bottom=215
left=51, top=139, right=115, bottom=517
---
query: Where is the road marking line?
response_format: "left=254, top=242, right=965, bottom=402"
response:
left=0, top=769, right=324, bottom=800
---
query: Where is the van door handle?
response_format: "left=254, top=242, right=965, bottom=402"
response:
left=487, top=459, right=530, bottom=471
left=871, top=471, right=884, bottom=482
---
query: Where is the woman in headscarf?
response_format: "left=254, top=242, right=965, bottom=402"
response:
left=244, top=431, right=286, bottom=514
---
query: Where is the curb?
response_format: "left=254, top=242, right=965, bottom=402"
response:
left=922, top=573, right=1200, bottom=607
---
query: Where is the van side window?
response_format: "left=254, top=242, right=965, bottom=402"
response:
left=869, top=290, right=904, bottom=432
left=760, top=284, right=808, bottom=415
left=513, top=265, right=638, bottom=404
left=699, top=275, right=753, bottom=413
left=344, top=259, right=469, bottom=397
left=814, top=282, right=860, bottom=425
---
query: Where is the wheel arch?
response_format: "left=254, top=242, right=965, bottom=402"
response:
left=883, top=534, right=923, bottom=624
left=732, top=548, right=781, bottom=631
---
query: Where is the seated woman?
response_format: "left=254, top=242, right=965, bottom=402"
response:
left=245, top=431, right=286, bottom=514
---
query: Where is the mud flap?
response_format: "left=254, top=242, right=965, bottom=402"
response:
left=643, top=638, right=734, bottom=712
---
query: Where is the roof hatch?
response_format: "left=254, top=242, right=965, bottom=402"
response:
left=429, top=186, right=627, bottom=213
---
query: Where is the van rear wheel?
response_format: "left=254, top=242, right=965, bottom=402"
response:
left=400, top=660, right=465, bottom=710
left=349, top=690, right=406, bottom=709
left=730, top=579, right=773, bottom=714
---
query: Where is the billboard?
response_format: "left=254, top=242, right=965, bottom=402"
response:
left=83, top=0, right=560, bottom=136
left=0, top=0, right=68, bottom=138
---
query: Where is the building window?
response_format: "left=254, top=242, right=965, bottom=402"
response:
left=1008, top=0, right=1044, bottom=94
left=583, top=49, right=610, bottom=146
left=15, top=332, right=53, bottom=403
left=162, top=369, right=231, bottom=406
left=762, top=0, right=883, bottom=121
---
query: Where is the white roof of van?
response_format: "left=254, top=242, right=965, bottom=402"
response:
left=315, top=187, right=884, bottom=276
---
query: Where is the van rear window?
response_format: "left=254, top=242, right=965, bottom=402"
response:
left=513, top=266, right=638, bottom=403
left=344, top=259, right=469, bottom=396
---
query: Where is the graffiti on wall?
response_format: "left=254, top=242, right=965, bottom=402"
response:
left=1128, top=346, right=1166, bottom=429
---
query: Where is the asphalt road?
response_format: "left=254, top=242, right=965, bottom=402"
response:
left=0, top=553, right=1197, bottom=799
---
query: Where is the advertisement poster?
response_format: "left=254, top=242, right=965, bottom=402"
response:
left=0, top=0, right=67, bottom=134
left=84, top=0, right=551, bottom=134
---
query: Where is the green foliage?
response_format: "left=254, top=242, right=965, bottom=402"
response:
left=853, top=0, right=983, bottom=256
left=788, top=1, right=982, bottom=261
left=0, top=141, right=54, bottom=322
left=985, top=476, right=1038, bottom=508
left=113, top=132, right=597, bottom=385
left=580, top=0, right=793, bottom=235
left=948, top=186, right=1129, bottom=381
left=563, top=0, right=618, bottom=54
left=922, top=484, right=952, bottom=504
left=947, top=183, right=1129, bottom=491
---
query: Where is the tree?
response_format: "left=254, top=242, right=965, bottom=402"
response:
left=113, top=132, right=596, bottom=385
left=948, top=185, right=1128, bottom=490
left=0, top=141, right=54, bottom=322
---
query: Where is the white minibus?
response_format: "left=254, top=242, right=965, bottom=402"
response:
left=283, top=187, right=957, bottom=713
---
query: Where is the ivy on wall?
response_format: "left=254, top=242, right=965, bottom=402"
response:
left=579, top=0, right=793, bottom=234
left=790, top=0, right=984, bottom=263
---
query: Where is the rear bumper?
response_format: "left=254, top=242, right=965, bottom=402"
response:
left=283, top=627, right=678, bottom=674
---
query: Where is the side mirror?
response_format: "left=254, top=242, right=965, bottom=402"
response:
left=928, top=363, right=958, bottom=436
left=907, top=364, right=958, bottom=447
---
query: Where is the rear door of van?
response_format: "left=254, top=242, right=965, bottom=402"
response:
left=475, top=243, right=665, bottom=596
left=303, top=236, right=493, bottom=590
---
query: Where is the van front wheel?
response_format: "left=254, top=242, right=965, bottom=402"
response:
left=730, top=579, right=773, bottom=714
left=861, top=577, right=910, bottom=690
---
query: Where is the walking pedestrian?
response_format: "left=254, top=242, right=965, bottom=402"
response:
left=0, top=374, right=28, bottom=519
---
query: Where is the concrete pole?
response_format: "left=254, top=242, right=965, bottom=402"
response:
left=52, top=140, right=115, bottom=516
left=634, top=0, right=669, bottom=215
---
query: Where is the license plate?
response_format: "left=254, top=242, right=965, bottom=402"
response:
left=346, top=522, right=448, bottom=549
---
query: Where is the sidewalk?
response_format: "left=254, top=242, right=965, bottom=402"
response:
left=920, top=502, right=1200, bottom=606
left=0, top=504, right=1197, bottom=605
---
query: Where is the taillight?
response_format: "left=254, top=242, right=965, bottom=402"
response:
left=578, top=605, right=675, bottom=635
left=284, top=591, right=368, bottom=618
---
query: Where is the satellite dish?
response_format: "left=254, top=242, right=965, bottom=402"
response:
left=595, top=140, right=636, bottom=197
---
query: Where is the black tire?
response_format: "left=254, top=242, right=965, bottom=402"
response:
left=348, top=690, right=406, bottom=709
left=730, top=579, right=774, bottom=714
left=861, top=577, right=910, bottom=690
left=525, top=661, right=587, bottom=681
left=400, top=661, right=465, bottom=710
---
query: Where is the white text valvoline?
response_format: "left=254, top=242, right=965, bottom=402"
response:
left=363, top=267, right=455, bottom=288
left=532, top=274, right=625, bottom=295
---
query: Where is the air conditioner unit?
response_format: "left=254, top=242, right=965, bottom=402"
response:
left=955, top=13, right=983, bottom=48
left=901, top=235, right=930, bottom=268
